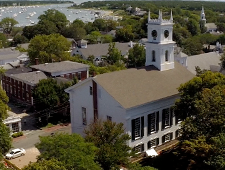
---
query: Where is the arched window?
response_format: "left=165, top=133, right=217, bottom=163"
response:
left=152, top=50, right=155, bottom=62
left=165, top=50, right=169, bottom=62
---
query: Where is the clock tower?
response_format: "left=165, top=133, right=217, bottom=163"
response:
left=145, top=10, right=175, bottom=71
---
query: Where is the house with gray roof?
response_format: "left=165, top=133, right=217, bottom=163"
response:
left=186, top=52, right=221, bottom=74
left=66, top=11, right=195, bottom=154
left=30, top=61, right=89, bottom=81
left=0, top=48, right=29, bottom=69
left=71, top=42, right=133, bottom=64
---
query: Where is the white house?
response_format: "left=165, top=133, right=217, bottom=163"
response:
left=65, top=10, right=194, bottom=153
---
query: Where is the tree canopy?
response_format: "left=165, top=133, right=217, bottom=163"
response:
left=0, top=17, right=18, bottom=34
left=128, top=43, right=145, bottom=67
left=32, top=78, right=71, bottom=111
left=23, top=159, right=66, bottom=170
left=38, top=9, right=69, bottom=34
left=174, top=71, right=225, bottom=169
left=36, top=133, right=101, bottom=170
left=28, top=34, right=71, bottom=64
left=84, top=120, right=131, bottom=170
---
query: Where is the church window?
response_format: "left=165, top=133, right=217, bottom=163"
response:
left=131, top=116, right=144, bottom=140
left=152, top=50, right=155, bottom=62
left=147, top=138, right=159, bottom=149
left=165, top=50, right=169, bottom=62
left=162, top=108, right=173, bottom=130
left=148, top=111, right=159, bottom=134
left=162, top=132, right=173, bottom=143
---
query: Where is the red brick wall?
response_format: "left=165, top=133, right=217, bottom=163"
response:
left=2, top=75, right=33, bottom=105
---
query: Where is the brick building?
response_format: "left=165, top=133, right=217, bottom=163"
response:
left=2, top=68, right=47, bottom=105
left=2, top=61, right=89, bottom=106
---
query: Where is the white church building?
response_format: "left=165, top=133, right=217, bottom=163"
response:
left=65, top=11, right=194, bottom=153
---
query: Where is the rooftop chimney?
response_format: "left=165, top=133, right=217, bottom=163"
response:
left=35, top=58, right=39, bottom=65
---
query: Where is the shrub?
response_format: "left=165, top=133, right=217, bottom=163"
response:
left=12, top=131, right=23, bottom=138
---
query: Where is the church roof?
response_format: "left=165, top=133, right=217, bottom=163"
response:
left=94, top=62, right=194, bottom=109
left=187, top=52, right=221, bottom=74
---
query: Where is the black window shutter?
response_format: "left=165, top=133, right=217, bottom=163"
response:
left=170, top=132, right=173, bottom=140
left=141, top=116, right=144, bottom=137
left=175, top=130, right=178, bottom=138
left=141, top=144, right=144, bottom=152
left=148, top=114, right=151, bottom=135
left=131, top=119, right=135, bottom=140
left=147, top=141, right=150, bottom=149
left=162, top=110, right=165, bottom=130
left=156, top=111, right=159, bottom=132
left=175, top=114, right=178, bottom=125
left=170, top=108, right=173, bottom=126
left=156, top=138, right=159, bottom=146
left=162, top=135, right=165, bottom=143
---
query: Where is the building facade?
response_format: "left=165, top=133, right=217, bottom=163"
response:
left=66, top=10, right=194, bottom=153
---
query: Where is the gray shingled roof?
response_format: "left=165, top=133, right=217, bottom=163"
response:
left=5, top=67, right=32, bottom=75
left=94, top=62, right=194, bottom=109
left=0, top=48, right=21, bottom=60
left=205, top=23, right=217, bottom=29
left=79, top=42, right=132, bottom=59
left=9, top=71, right=47, bottom=85
left=30, top=61, right=89, bottom=73
left=187, top=52, right=221, bottom=74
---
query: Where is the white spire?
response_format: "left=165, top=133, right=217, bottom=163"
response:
left=158, top=10, right=162, bottom=21
left=170, top=10, right=173, bottom=21
left=148, top=10, right=151, bottom=22
left=202, top=6, right=205, bottom=14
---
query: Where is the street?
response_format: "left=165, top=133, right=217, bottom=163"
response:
left=9, top=124, right=71, bottom=169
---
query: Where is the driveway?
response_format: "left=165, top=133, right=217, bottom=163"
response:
left=9, top=124, right=71, bottom=169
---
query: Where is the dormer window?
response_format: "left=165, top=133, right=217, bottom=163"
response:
left=152, top=50, right=155, bottom=62
left=165, top=50, right=168, bottom=62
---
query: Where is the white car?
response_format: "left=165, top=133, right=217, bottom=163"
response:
left=5, top=148, right=26, bottom=159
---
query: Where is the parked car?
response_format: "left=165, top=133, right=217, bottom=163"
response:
left=5, top=148, right=26, bottom=159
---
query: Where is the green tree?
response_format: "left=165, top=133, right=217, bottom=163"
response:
left=12, top=34, right=29, bottom=46
left=0, top=17, right=18, bottom=34
left=128, top=163, right=158, bottom=170
left=0, top=122, right=12, bottom=155
left=115, top=26, right=134, bottom=42
left=22, top=25, right=39, bottom=40
left=0, top=85, right=9, bottom=120
left=177, top=85, right=225, bottom=169
left=87, top=31, right=101, bottom=44
left=182, top=37, right=203, bottom=55
left=28, top=34, right=71, bottom=64
left=175, top=71, right=225, bottom=120
left=84, top=120, right=131, bottom=170
left=0, top=33, right=8, bottom=48
left=63, top=25, right=86, bottom=40
left=93, top=18, right=106, bottom=31
left=107, top=42, right=122, bottom=64
left=36, top=133, right=101, bottom=170
left=186, top=18, right=201, bottom=36
left=84, top=22, right=98, bottom=34
left=23, top=159, right=66, bottom=170
left=35, top=20, right=58, bottom=35
left=128, top=43, right=145, bottom=67
left=33, top=79, right=60, bottom=110
left=38, top=9, right=68, bottom=34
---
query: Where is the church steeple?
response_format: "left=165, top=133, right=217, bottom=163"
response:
left=170, top=10, right=173, bottom=21
left=145, top=9, right=175, bottom=71
left=200, top=6, right=206, bottom=24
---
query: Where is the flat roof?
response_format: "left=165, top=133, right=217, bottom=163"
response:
left=30, top=61, right=89, bottom=74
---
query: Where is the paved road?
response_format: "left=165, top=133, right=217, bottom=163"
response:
left=9, top=124, right=71, bottom=169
